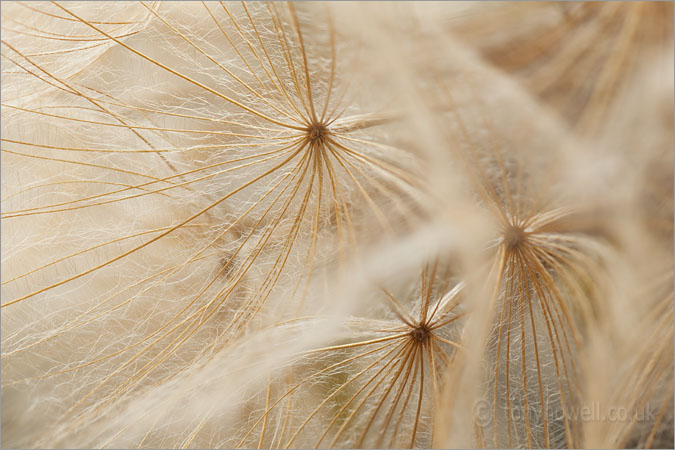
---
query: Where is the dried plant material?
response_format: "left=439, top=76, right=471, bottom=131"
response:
left=1, top=2, right=672, bottom=449
left=233, top=260, right=464, bottom=449
left=446, top=2, right=674, bottom=135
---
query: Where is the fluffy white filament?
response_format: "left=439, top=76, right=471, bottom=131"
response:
left=1, top=2, right=672, bottom=449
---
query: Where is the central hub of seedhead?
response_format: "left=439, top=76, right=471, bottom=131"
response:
left=503, top=224, right=527, bottom=250
left=411, top=324, right=430, bottom=343
left=307, top=122, right=328, bottom=144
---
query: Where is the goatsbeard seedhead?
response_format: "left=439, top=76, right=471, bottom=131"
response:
left=1, top=2, right=672, bottom=449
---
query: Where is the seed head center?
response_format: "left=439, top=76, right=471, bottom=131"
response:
left=411, top=325, right=430, bottom=343
left=307, top=122, right=328, bottom=144
left=504, top=224, right=527, bottom=250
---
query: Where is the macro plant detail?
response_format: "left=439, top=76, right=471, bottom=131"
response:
left=1, top=2, right=673, bottom=449
left=234, top=262, right=464, bottom=449
left=429, top=72, right=604, bottom=449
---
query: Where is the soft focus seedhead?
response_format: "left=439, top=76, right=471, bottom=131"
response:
left=1, top=2, right=672, bottom=449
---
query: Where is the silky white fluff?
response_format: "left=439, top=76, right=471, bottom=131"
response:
left=1, top=2, right=672, bottom=449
